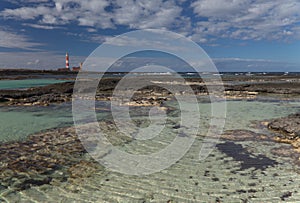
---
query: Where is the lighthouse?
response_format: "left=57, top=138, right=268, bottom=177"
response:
left=66, top=52, right=70, bottom=70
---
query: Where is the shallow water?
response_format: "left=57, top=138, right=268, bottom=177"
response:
left=0, top=79, right=69, bottom=90
left=1, top=97, right=300, bottom=202
left=0, top=102, right=111, bottom=142
left=0, top=99, right=299, bottom=142
left=0, top=104, right=73, bottom=142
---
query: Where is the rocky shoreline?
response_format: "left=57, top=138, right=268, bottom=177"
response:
left=1, top=75, right=300, bottom=106
left=0, top=78, right=174, bottom=106
left=1, top=74, right=300, bottom=151
left=0, top=82, right=74, bottom=105
left=1, top=73, right=300, bottom=201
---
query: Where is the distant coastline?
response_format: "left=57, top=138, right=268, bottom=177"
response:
left=1, top=68, right=300, bottom=81
left=1, top=68, right=300, bottom=74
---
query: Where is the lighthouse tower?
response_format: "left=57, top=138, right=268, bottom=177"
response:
left=66, top=52, right=70, bottom=70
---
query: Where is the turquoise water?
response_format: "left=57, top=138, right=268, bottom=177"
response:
left=0, top=103, right=73, bottom=142
left=1, top=98, right=300, bottom=202
left=0, top=79, right=69, bottom=89
left=0, top=99, right=299, bottom=143
left=0, top=101, right=112, bottom=142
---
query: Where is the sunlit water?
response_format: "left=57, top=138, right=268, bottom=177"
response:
left=1, top=96, right=300, bottom=202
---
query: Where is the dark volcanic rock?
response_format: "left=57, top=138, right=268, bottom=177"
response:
left=268, top=113, right=300, bottom=157
left=0, top=97, right=9, bottom=102
left=227, top=82, right=300, bottom=95
left=280, top=191, right=293, bottom=201
left=0, top=81, right=74, bottom=106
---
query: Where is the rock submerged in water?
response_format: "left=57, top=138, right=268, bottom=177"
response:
left=270, top=146, right=300, bottom=166
left=68, top=160, right=104, bottom=183
left=216, top=141, right=278, bottom=171
left=0, top=127, right=84, bottom=190
left=0, top=121, right=130, bottom=191
left=220, top=129, right=270, bottom=141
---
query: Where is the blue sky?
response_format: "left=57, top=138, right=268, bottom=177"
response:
left=0, top=0, right=299, bottom=71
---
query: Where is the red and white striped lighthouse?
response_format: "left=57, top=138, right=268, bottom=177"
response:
left=66, top=52, right=70, bottom=70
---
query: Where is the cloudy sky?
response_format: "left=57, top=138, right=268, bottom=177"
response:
left=0, top=0, right=299, bottom=71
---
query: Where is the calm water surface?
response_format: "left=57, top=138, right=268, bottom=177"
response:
left=0, top=79, right=69, bottom=90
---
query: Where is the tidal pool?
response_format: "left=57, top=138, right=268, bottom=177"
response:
left=1, top=97, right=300, bottom=202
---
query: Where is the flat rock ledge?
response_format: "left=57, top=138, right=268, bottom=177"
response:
left=2, top=77, right=300, bottom=107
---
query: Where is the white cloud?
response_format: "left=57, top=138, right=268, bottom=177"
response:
left=87, top=28, right=97, bottom=33
left=2, top=0, right=114, bottom=28
left=1, top=0, right=300, bottom=43
left=192, top=0, right=248, bottom=18
left=113, top=0, right=182, bottom=29
left=22, top=23, right=64, bottom=30
left=102, top=32, right=193, bottom=53
left=27, top=59, right=40, bottom=65
left=2, top=6, right=51, bottom=20
left=1, top=0, right=183, bottom=31
left=191, top=0, right=300, bottom=41
left=0, top=28, right=43, bottom=49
